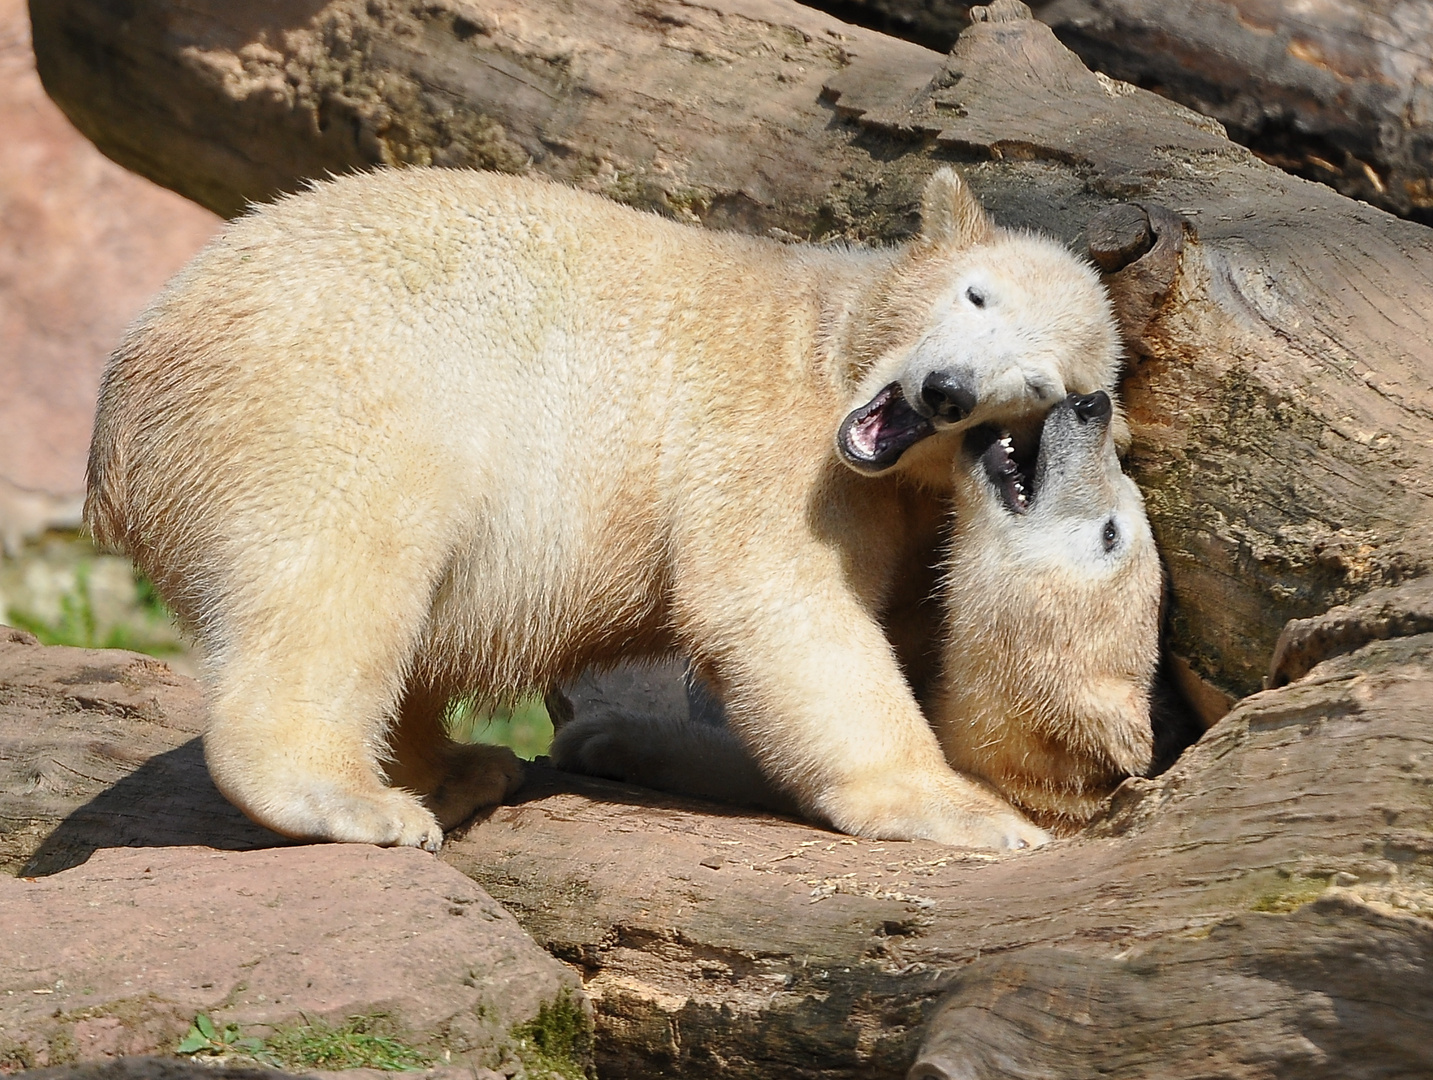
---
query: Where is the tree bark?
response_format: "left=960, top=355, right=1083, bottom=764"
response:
left=3, top=624, right=1432, bottom=1078
left=802, top=0, right=1433, bottom=226
left=29, top=0, right=1433, bottom=701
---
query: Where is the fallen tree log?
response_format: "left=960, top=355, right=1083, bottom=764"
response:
left=802, top=0, right=1433, bottom=226
left=3, top=621, right=1431, bottom=1078
left=30, top=0, right=1433, bottom=703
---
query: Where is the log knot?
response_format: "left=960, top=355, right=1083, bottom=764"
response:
left=1087, top=203, right=1154, bottom=273
left=1090, top=203, right=1187, bottom=358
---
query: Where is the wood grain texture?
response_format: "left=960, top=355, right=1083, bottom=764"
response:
left=1040, top=0, right=1433, bottom=224
left=803, top=0, right=1433, bottom=225
left=4, top=630, right=1431, bottom=1077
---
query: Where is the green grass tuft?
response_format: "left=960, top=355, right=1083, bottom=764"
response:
left=178, top=1012, right=429, bottom=1072
left=263, top=1015, right=430, bottom=1071
left=509, top=991, right=592, bottom=1080
left=176, top=1014, right=265, bottom=1059
left=446, top=694, right=554, bottom=760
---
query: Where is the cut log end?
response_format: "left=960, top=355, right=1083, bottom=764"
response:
left=1087, top=203, right=1154, bottom=272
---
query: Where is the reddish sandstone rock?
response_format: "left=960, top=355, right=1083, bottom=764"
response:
left=0, top=627, right=275, bottom=876
left=0, top=0, right=217, bottom=496
left=0, top=844, right=587, bottom=1074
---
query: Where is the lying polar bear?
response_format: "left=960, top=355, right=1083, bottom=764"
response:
left=553, top=389, right=1162, bottom=835
left=87, top=166, right=1128, bottom=851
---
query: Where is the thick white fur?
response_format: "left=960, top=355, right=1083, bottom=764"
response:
left=936, top=399, right=1162, bottom=831
left=553, top=396, right=1162, bottom=834
left=87, top=167, right=1121, bottom=851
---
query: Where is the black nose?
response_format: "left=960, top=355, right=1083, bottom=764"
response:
left=921, top=371, right=978, bottom=422
left=1068, top=390, right=1111, bottom=423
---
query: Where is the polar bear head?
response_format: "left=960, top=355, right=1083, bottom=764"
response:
left=837, top=168, right=1123, bottom=480
left=934, top=389, right=1162, bottom=832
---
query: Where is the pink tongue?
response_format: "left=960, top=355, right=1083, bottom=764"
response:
left=849, top=411, right=884, bottom=459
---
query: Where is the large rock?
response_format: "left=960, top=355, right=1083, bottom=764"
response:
left=0, top=627, right=276, bottom=876
left=0, top=630, right=591, bottom=1078
left=4, top=620, right=1432, bottom=1077
left=0, top=0, right=216, bottom=497
left=0, top=844, right=587, bottom=1076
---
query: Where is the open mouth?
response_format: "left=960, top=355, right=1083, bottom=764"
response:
left=967, top=421, right=1042, bottom=514
left=837, top=382, right=935, bottom=473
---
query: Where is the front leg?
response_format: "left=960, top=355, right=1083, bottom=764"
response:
left=676, top=563, right=1048, bottom=850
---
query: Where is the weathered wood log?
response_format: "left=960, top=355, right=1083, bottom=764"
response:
left=30, top=0, right=1433, bottom=703
left=801, top=0, right=1433, bottom=226
left=3, top=624, right=1432, bottom=1078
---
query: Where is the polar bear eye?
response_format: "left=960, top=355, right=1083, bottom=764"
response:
left=965, top=286, right=987, bottom=308
left=1102, top=519, right=1119, bottom=552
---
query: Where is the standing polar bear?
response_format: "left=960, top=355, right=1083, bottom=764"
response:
left=87, top=167, right=1125, bottom=851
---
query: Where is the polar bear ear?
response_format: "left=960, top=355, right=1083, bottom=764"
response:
left=919, top=167, right=995, bottom=248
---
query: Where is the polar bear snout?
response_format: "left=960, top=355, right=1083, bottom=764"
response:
left=918, top=370, right=978, bottom=423
left=899, top=350, right=1068, bottom=434
left=1069, top=389, right=1112, bottom=424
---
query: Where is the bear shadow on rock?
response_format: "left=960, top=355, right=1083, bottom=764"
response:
left=0, top=631, right=295, bottom=875
left=20, top=736, right=290, bottom=876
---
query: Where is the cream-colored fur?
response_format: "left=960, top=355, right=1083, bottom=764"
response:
left=86, top=167, right=1122, bottom=851
left=552, top=392, right=1161, bottom=833
left=936, top=391, right=1161, bottom=832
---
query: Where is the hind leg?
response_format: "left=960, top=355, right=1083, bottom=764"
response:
left=200, top=524, right=461, bottom=849
left=384, top=686, right=526, bottom=829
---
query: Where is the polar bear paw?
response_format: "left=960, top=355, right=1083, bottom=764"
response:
left=282, top=785, right=447, bottom=851
left=956, top=810, right=1050, bottom=852
left=815, top=772, right=1050, bottom=851
left=549, top=713, right=656, bottom=784
left=550, top=712, right=796, bottom=812
left=420, top=742, right=526, bottom=830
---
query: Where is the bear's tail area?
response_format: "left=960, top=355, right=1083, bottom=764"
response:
left=84, top=404, right=131, bottom=553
